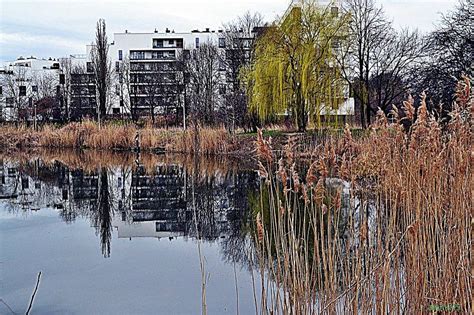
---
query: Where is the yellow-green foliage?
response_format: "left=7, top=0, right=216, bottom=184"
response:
left=243, top=0, right=349, bottom=129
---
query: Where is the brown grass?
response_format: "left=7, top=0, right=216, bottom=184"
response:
left=0, top=121, right=238, bottom=156
left=252, top=79, right=472, bottom=313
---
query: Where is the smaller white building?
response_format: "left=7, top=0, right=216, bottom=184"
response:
left=0, top=56, right=62, bottom=122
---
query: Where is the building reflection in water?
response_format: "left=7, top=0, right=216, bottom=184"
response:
left=0, top=154, right=259, bottom=260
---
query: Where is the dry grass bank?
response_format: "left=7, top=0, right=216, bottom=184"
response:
left=0, top=122, right=240, bottom=156
left=252, top=79, right=472, bottom=313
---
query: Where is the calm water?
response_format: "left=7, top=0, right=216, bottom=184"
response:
left=0, top=151, right=260, bottom=314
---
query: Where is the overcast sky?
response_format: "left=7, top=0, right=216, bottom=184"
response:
left=0, top=0, right=458, bottom=62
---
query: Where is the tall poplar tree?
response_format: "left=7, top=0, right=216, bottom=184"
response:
left=91, top=19, right=112, bottom=124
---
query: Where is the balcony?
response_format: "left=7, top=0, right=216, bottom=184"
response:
left=153, top=38, right=183, bottom=49
left=130, top=50, right=177, bottom=61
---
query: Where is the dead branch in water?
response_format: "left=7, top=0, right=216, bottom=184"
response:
left=25, top=271, right=42, bottom=315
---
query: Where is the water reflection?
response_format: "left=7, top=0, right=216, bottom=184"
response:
left=0, top=151, right=259, bottom=259
left=0, top=150, right=384, bottom=313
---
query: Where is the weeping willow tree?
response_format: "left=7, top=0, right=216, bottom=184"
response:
left=243, top=0, right=349, bottom=131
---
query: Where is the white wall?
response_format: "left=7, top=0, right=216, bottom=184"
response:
left=0, top=58, right=61, bottom=121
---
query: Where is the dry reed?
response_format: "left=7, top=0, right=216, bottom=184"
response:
left=0, top=121, right=238, bottom=156
left=252, top=78, right=472, bottom=313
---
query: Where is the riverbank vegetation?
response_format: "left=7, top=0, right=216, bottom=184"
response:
left=0, top=120, right=370, bottom=156
left=251, top=80, right=472, bottom=313
left=0, top=122, right=241, bottom=155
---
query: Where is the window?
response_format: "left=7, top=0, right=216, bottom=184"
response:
left=195, top=37, right=200, bottom=48
left=219, top=84, right=227, bottom=95
left=168, top=39, right=174, bottom=45
left=153, top=39, right=163, bottom=48
left=116, top=61, right=120, bottom=72
left=19, top=86, right=27, bottom=96
left=0, top=86, right=2, bottom=95
left=218, top=38, right=226, bottom=48
left=130, top=51, right=145, bottom=60
left=118, top=50, right=123, bottom=60
left=6, top=97, right=14, bottom=107
left=21, top=177, right=29, bottom=190
left=113, top=108, right=120, bottom=114
left=219, top=59, right=226, bottom=71
left=32, top=85, right=38, bottom=92
left=86, top=62, right=93, bottom=72
left=183, top=50, right=191, bottom=60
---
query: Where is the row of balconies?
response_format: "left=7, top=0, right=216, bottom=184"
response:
left=130, top=61, right=177, bottom=72
left=130, top=85, right=179, bottom=95
left=130, top=50, right=177, bottom=61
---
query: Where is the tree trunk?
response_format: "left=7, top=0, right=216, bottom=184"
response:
left=359, top=87, right=367, bottom=129
left=296, top=88, right=306, bottom=132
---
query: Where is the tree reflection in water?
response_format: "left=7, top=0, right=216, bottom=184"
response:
left=0, top=150, right=259, bottom=260
left=92, top=168, right=113, bottom=257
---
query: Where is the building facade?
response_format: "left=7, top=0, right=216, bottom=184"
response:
left=67, top=29, right=237, bottom=123
left=0, top=57, right=62, bottom=122
left=1, top=1, right=355, bottom=125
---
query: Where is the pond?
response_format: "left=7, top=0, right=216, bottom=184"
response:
left=0, top=150, right=261, bottom=314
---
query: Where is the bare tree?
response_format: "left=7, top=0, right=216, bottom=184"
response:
left=142, top=63, right=178, bottom=125
left=91, top=19, right=112, bottom=124
left=58, top=57, right=74, bottom=122
left=185, top=42, right=222, bottom=126
left=369, top=29, right=424, bottom=113
left=339, top=0, right=391, bottom=128
left=222, top=11, right=264, bottom=132
left=0, top=66, right=33, bottom=123
left=118, top=56, right=145, bottom=122
left=30, top=70, right=60, bottom=124
left=117, top=56, right=134, bottom=120
left=413, top=0, right=474, bottom=111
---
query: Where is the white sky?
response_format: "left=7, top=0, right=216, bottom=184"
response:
left=0, top=0, right=458, bottom=62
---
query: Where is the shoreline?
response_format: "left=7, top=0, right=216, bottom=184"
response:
left=0, top=122, right=365, bottom=157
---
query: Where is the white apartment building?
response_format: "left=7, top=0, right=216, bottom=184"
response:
left=112, top=29, right=228, bottom=118
left=1, top=1, right=353, bottom=124
left=0, top=57, right=62, bottom=121
left=68, top=28, right=233, bottom=121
